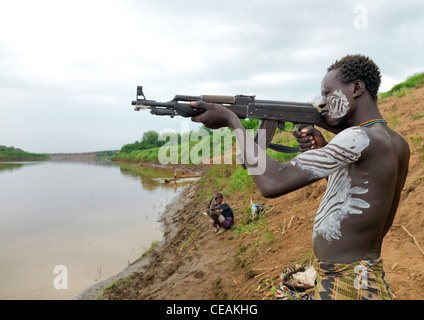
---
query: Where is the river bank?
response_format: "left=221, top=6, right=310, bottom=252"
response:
left=74, top=160, right=235, bottom=300
left=77, top=160, right=424, bottom=300
left=76, top=86, right=424, bottom=300
left=74, top=162, right=325, bottom=300
left=74, top=177, right=222, bottom=300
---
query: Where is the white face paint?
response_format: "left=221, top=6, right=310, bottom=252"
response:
left=290, top=127, right=371, bottom=242
left=328, top=89, right=350, bottom=118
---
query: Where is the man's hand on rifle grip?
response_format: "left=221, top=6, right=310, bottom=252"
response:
left=292, top=125, right=327, bottom=152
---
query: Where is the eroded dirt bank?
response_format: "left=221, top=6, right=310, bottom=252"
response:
left=77, top=87, right=424, bottom=300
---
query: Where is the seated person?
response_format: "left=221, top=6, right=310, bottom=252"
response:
left=208, top=193, right=234, bottom=234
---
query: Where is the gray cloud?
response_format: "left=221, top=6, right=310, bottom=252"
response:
left=0, top=0, right=423, bottom=153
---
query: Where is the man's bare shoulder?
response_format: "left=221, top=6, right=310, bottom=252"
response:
left=290, top=127, right=370, bottom=180
left=361, top=125, right=409, bottom=160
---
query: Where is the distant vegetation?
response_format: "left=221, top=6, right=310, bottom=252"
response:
left=113, top=127, right=230, bottom=164
left=0, top=145, right=49, bottom=161
left=120, top=130, right=168, bottom=154
left=94, top=150, right=120, bottom=160
left=380, top=72, right=424, bottom=99
left=113, top=120, right=299, bottom=165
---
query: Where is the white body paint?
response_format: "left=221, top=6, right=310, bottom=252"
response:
left=291, top=127, right=371, bottom=242
left=314, top=167, right=370, bottom=241
left=328, top=89, right=350, bottom=118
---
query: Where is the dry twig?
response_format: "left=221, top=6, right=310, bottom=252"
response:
left=392, top=224, right=424, bottom=257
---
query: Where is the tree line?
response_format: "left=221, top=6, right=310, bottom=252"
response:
left=119, top=119, right=260, bottom=154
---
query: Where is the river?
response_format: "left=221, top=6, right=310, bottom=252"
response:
left=0, top=160, right=196, bottom=300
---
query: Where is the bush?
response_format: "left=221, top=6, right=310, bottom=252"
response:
left=0, top=145, right=49, bottom=161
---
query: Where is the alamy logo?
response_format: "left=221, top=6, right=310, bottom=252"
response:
left=157, top=120, right=267, bottom=175
left=354, top=264, right=368, bottom=290
left=354, top=5, right=368, bottom=30
left=53, top=265, right=68, bottom=290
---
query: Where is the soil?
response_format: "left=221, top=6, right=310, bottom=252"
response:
left=76, top=86, right=424, bottom=300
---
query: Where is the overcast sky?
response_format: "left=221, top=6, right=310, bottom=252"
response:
left=1, top=0, right=423, bottom=153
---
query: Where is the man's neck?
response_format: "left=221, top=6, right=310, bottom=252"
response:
left=348, top=99, right=383, bottom=127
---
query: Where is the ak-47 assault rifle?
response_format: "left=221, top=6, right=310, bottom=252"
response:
left=131, top=86, right=324, bottom=153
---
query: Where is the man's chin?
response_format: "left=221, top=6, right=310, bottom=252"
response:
left=323, top=115, right=341, bottom=127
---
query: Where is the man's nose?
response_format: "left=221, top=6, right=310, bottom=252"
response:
left=318, top=97, right=327, bottom=109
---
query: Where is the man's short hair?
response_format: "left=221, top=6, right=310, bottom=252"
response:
left=215, top=193, right=223, bottom=199
left=328, top=54, right=381, bottom=100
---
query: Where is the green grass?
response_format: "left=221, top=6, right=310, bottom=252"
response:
left=412, top=113, right=424, bottom=121
left=232, top=204, right=275, bottom=243
left=410, top=136, right=424, bottom=164
left=380, top=72, right=424, bottom=99
left=266, top=141, right=299, bottom=163
left=113, top=146, right=161, bottom=162
left=388, top=107, right=400, bottom=130
left=223, top=166, right=256, bottom=195
left=230, top=205, right=275, bottom=271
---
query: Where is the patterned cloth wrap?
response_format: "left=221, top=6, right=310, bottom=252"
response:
left=313, top=257, right=393, bottom=300
left=275, top=264, right=315, bottom=300
left=212, top=217, right=234, bottom=230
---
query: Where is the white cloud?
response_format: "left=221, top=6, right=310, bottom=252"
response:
left=380, top=75, right=401, bottom=93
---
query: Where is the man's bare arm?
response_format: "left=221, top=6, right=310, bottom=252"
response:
left=191, top=101, right=324, bottom=198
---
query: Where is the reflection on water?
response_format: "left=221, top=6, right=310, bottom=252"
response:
left=0, top=161, right=39, bottom=172
left=0, top=161, right=197, bottom=300
left=118, top=163, right=197, bottom=191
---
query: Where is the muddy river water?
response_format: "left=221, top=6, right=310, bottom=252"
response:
left=0, top=160, right=194, bottom=299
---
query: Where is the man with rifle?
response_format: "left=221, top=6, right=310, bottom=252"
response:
left=187, top=55, right=410, bottom=300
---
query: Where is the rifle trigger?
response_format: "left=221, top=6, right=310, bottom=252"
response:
left=282, top=123, right=297, bottom=133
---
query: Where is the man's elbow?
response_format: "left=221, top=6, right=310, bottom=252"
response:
left=252, top=170, right=293, bottom=198
left=258, top=185, right=283, bottom=199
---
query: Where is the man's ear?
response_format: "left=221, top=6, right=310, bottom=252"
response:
left=352, top=80, right=365, bottom=98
